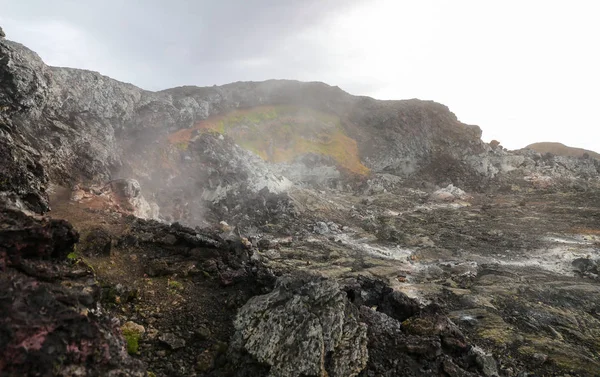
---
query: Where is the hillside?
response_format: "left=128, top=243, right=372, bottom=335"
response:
left=526, top=142, right=600, bottom=159
left=2, top=31, right=600, bottom=377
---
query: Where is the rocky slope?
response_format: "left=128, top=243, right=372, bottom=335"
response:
left=2, top=30, right=600, bottom=377
left=526, top=142, right=600, bottom=160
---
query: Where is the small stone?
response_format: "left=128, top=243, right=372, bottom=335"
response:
left=257, top=238, right=271, bottom=251
left=146, top=327, right=159, bottom=341
left=194, top=325, right=211, bottom=340
left=263, top=249, right=281, bottom=259
left=328, top=222, right=340, bottom=233
left=241, top=237, right=252, bottom=249
left=110, top=178, right=141, bottom=199
left=250, top=251, right=261, bottom=262
left=121, top=321, right=145, bottom=336
left=470, top=346, right=499, bottom=377
left=212, top=341, right=228, bottom=354
left=159, top=234, right=178, bottom=246
left=201, top=259, right=219, bottom=273
left=532, top=353, right=548, bottom=366
left=219, top=221, right=232, bottom=232
left=146, top=260, right=171, bottom=277
left=572, top=258, right=598, bottom=274
left=196, top=349, right=216, bottom=372
left=159, top=333, right=186, bottom=350
left=139, top=232, right=154, bottom=242
left=71, top=189, right=86, bottom=202
left=313, top=221, right=329, bottom=235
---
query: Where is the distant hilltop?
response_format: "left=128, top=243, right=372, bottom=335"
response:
left=526, top=142, right=600, bottom=160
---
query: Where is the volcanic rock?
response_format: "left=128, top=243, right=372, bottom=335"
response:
left=0, top=206, right=145, bottom=376
left=1, top=32, right=600, bottom=377
left=80, top=227, right=112, bottom=257
left=230, top=276, right=368, bottom=377
left=159, top=333, right=186, bottom=350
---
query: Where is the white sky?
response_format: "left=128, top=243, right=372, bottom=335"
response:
left=1, top=0, right=599, bottom=151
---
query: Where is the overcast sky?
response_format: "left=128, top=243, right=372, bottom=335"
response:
left=1, top=0, right=599, bottom=151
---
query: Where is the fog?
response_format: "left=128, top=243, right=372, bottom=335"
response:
left=1, top=0, right=598, bottom=151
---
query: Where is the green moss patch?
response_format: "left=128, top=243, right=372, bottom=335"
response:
left=121, top=321, right=145, bottom=355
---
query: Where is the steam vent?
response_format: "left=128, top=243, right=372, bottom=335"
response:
left=2, top=25, right=600, bottom=377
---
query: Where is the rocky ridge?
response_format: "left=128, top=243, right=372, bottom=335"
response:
left=1, top=29, right=600, bottom=377
left=526, top=141, right=600, bottom=160
left=4, top=35, right=598, bottom=220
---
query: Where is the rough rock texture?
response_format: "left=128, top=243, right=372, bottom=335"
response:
left=1, top=192, right=279, bottom=376
left=2, top=36, right=598, bottom=222
left=0, top=37, right=481, bottom=217
left=465, top=146, right=600, bottom=190
left=227, top=274, right=499, bottom=377
left=0, top=39, right=121, bottom=212
left=80, top=227, right=112, bottom=257
left=109, top=178, right=159, bottom=219
left=140, top=132, right=293, bottom=226
left=0, top=206, right=145, bottom=376
left=2, top=34, right=600, bottom=377
left=0, top=207, right=79, bottom=267
left=344, top=277, right=493, bottom=377
left=526, top=141, right=600, bottom=159
left=230, top=276, right=368, bottom=377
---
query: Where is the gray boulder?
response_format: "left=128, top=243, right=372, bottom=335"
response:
left=313, top=221, right=330, bottom=234
left=231, top=276, right=368, bottom=377
left=159, top=332, right=186, bottom=350
left=0, top=27, right=5, bottom=38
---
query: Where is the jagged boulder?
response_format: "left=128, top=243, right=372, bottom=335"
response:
left=110, top=178, right=142, bottom=199
left=230, top=276, right=368, bottom=377
left=80, top=227, right=112, bottom=257
left=108, top=178, right=159, bottom=219
left=0, top=208, right=78, bottom=268
left=0, top=26, right=5, bottom=39
left=431, top=184, right=471, bottom=202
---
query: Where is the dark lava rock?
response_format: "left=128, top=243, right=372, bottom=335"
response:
left=257, top=238, right=271, bottom=251
left=0, top=206, right=145, bottom=376
left=0, top=138, right=50, bottom=214
left=158, top=233, right=178, bottom=245
left=146, top=260, right=172, bottom=277
left=572, top=257, right=599, bottom=274
left=0, top=271, right=145, bottom=376
left=127, top=217, right=276, bottom=292
left=344, top=276, right=420, bottom=322
left=468, top=346, right=499, bottom=377
left=0, top=208, right=78, bottom=268
left=376, top=224, right=405, bottom=243
left=379, top=289, right=421, bottom=322
left=194, top=325, right=212, bottom=341
left=159, top=333, right=186, bottom=350
left=358, top=305, right=485, bottom=377
left=80, top=227, right=112, bottom=257
left=339, top=277, right=490, bottom=377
